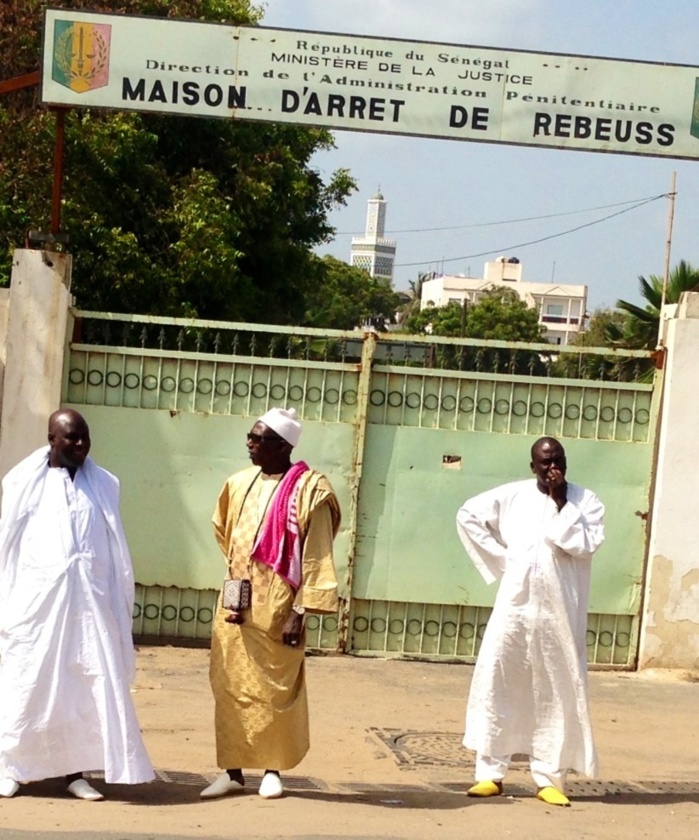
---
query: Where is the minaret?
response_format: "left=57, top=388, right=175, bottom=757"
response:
left=350, top=190, right=397, bottom=284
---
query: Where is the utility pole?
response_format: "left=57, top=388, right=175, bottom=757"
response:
left=657, top=171, right=677, bottom=349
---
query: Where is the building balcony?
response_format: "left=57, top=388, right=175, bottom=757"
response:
left=541, top=315, right=580, bottom=325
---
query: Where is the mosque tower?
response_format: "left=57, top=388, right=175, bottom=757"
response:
left=350, top=190, right=397, bottom=284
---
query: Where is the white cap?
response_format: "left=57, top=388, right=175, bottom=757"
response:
left=257, top=407, right=302, bottom=447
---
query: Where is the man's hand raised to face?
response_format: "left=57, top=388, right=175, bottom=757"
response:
left=546, top=465, right=567, bottom=510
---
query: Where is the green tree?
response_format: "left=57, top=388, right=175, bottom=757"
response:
left=552, top=307, right=633, bottom=380
left=465, top=287, right=548, bottom=374
left=465, top=286, right=546, bottom=342
left=403, top=301, right=465, bottom=337
left=573, top=307, right=627, bottom=348
left=402, top=287, right=548, bottom=373
left=403, top=287, right=547, bottom=342
left=302, top=256, right=400, bottom=330
left=612, top=260, right=699, bottom=349
left=395, top=272, right=428, bottom=328
left=0, top=0, right=356, bottom=323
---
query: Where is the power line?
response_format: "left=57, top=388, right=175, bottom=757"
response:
left=393, top=194, right=667, bottom=269
left=334, top=193, right=668, bottom=236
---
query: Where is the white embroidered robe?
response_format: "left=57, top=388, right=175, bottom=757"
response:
left=456, top=479, right=605, bottom=777
left=0, top=448, right=153, bottom=784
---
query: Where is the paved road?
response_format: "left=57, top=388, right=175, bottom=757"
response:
left=1, top=649, right=698, bottom=840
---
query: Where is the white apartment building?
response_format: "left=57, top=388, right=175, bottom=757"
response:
left=420, top=257, right=587, bottom=345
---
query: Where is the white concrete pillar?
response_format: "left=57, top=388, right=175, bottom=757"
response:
left=0, top=249, right=72, bottom=480
left=639, top=291, right=699, bottom=669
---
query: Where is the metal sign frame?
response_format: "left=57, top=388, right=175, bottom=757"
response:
left=40, top=8, right=699, bottom=161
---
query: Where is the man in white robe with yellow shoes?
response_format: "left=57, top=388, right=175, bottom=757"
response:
left=0, top=409, right=153, bottom=800
left=456, top=436, right=605, bottom=807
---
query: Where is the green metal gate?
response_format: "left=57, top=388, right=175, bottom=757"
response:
left=63, top=311, right=658, bottom=667
left=350, top=335, right=658, bottom=667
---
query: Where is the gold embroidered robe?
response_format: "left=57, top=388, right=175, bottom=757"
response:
left=209, top=465, right=340, bottom=770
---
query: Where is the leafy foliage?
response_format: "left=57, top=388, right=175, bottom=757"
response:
left=403, top=286, right=546, bottom=342
left=394, top=272, right=428, bottom=328
left=612, top=260, right=699, bottom=349
left=550, top=307, right=640, bottom=380
left=0, top=1, right=358, bottom=324
left=403, top=302, right=466, bottom=337
left=555, top=261, right=699, bottom=382
left=574, top=307, right=627, bottom=348
left=401, top=286, right=548, bottom=373
left=303, top=256, right=401, bottom=330
left=465, top=287, right=546, bottom=342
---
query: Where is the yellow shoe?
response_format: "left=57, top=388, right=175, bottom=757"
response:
left=536, top=786, right=570, bottom=807
left=467, top=780, right=503, bottom=797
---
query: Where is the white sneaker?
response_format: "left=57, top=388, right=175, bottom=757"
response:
left=0, top=778, right=19, bottom=798
left=66, top=779, right=105, bottom=801
left=258, top=771, right=283, bottom=799
left=200, top=772, right=245, bottom=799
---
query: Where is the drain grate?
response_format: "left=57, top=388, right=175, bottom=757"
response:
left=344, top=782, right=431, bottom=794
left=91, top=763, right=699, bottom=800
left=440, top=778, right=699, bottom=798
left=366, top=730, right=699, bottom=799
left=155, top=770, right=210, bottom=785
left=633, top=780, right=699, bottom=795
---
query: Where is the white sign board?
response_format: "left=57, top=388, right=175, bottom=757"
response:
left=41, top=9, right=699, bottom=160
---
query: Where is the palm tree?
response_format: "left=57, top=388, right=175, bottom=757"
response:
left=608, top=260, right=699, bottom=349
left=395, top=273, right=428, bottom=328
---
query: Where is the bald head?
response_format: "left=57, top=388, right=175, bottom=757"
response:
left=530, top=436, right=564, bottom=461
left=49, top=408, right=84, bottom=435
left=48, top=409, right=91, bottom=472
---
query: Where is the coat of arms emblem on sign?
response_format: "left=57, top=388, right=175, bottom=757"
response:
left=52, top=21, right=112, bottom=94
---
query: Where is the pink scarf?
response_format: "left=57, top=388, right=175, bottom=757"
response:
left=251, top=461, right=309, bottom=590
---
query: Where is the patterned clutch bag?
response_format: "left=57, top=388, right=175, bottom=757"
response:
left=222, top=578, right=252, bottom=611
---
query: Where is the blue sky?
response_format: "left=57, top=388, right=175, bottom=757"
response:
left=259, top=0, right=699, bottom=309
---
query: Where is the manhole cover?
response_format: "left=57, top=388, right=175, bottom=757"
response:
left=370, top=728, right=469, bottom=767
